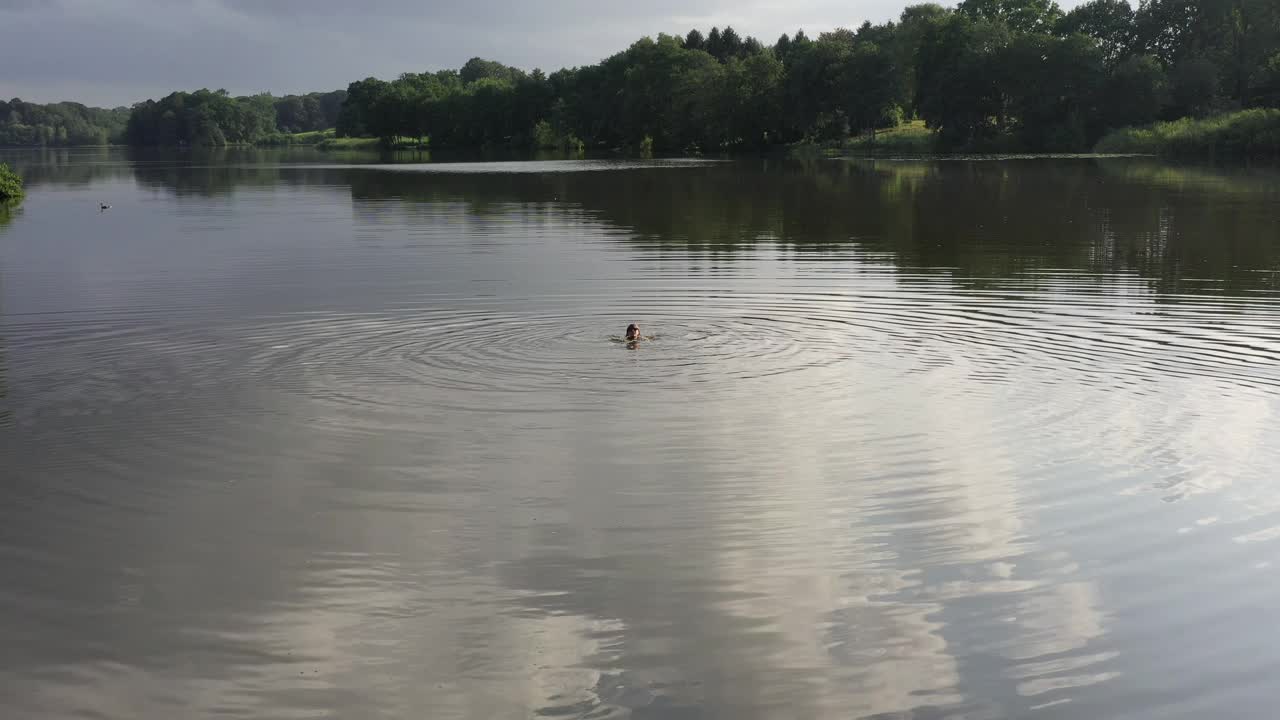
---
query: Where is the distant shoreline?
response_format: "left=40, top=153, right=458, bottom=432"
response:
left=5, top=110, right=1279, bottom=162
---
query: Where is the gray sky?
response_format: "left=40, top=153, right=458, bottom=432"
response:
left=1, top=0, right=1089, bottom=108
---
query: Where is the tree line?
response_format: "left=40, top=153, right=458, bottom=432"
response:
left=123, top=90, right=347, bottom=146
left=0, top=99, right=130, bottom=146
left=330, top=0, right=1280, bottom=152
left=9, top=0, right=1280, bottom=152
left=0, top=90, right=346, bottom=147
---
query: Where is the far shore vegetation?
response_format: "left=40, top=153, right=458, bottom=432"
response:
left=4, top=0, right=1280, bottom=157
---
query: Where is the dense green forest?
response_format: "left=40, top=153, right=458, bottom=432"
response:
left=272, top=91, right=348, bottom=133
left=9, top=0, right=1280, bottom=152
left=0, top=91, right=346, bottom=147
left=123, top=90, right=347, bottom=146
left=0, top=99, right=130, bottom=146
left=329, top=0, right=1280, bottom=152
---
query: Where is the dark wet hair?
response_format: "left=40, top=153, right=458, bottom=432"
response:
left=626, top=324, right=639, bottom=333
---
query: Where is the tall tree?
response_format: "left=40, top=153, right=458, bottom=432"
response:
left=838, top=41, right=907, bottom=133
left=774, top=33, right=793, bottom=62
left=719, top=26, right=745, bottom=59
left=1135, top=0, right=1204, bottom=66
left=459, top=57, right=525, bottom=85
left=1170, top=56, right=1222, bottom=115
left=1001, top=33, right=1106, bottom=149
left=1056, top=0, right=1138, bottom=67
left=706, top=27, right=725, bottom=59
left=336, top=78, right=390, bottom=137
left=959, top=0, right=1064, bottom=33
left=916, top=14, right=1013, bottom=146
left=1099, top=54, right=1170, bottom=127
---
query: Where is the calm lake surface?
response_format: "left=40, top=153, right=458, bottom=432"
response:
left=2, top=148, right=1280, bottom=720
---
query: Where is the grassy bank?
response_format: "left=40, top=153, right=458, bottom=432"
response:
left=253, top=130, right=428, bottom=151
left=843, top=120, right=937, bottom=154
left=256, top=129, right=334, bottom=146
left=316, top=135, right=427, bottom=151
left=790, top=120, right=939, bottom=156
left=315, top=136, right=383, bottom=150
left=1095, top=109, right=1280, bottom=158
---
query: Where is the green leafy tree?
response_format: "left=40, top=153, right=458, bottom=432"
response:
left=336, top=78, right=390, bottom=137
left=774, top=33, right=793, bottom=62
left=896, top=5, right=953, bottom=115
left=1135, top=0, right=1203, bottom=66
left=1001, top=33, right=1106, bottom=149
left=916, top=14, right=1012, bottom=146
left=959, top=0, right=1064, bottom=33
left=1100, top=54, right=1171, bottom=127
left=1171, top=56, right=1223, bottom=115
left=616, top=35, right=715, bottom=147
left=718, top=27, right=745, bottom=59
left=1217, top=0, right=1280, bottom=104
left=460, top=57, right=526, bottom=85
left=0, top=98, right=128, bottom=146
left=838, top=41, right=907, bottom=133
left=708, top=51, right=785, bottom=147
left=1253, top=52, right=1280, bottom=106
left=706, top=27, right=725, bottom=59
left=783, top=32, right=859, bottom=139
left=123, top=88, right=278, bottom=145
left=1056, top=0, right=1138, bottom=66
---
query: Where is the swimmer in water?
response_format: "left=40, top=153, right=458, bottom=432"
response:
left=625, top=323, right=641, bottom=342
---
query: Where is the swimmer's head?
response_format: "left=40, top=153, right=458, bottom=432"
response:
left=625, top=324, right=640, bottom=341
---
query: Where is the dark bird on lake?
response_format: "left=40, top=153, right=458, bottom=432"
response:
left=99, top=203, right=111, bottom=211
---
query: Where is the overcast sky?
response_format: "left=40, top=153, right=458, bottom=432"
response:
left=2, top=0, right=1089, bottom=108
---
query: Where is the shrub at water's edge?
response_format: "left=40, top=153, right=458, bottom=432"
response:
left=1096, top=110, right=1280, bottom=157
left=0, top=163, right=24, bottom=204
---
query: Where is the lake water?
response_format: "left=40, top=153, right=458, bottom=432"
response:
left=3, top=148, right=1280, bottom=720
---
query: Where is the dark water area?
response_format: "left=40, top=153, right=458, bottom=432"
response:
left=2, top=147, right=1280, bottom=719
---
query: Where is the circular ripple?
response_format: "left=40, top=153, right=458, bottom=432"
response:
left=240, top=297, right=869, bottom=413
left=235, top=285, right=1280, bottom=412
left=11, top=280, right=1280, bottom=426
